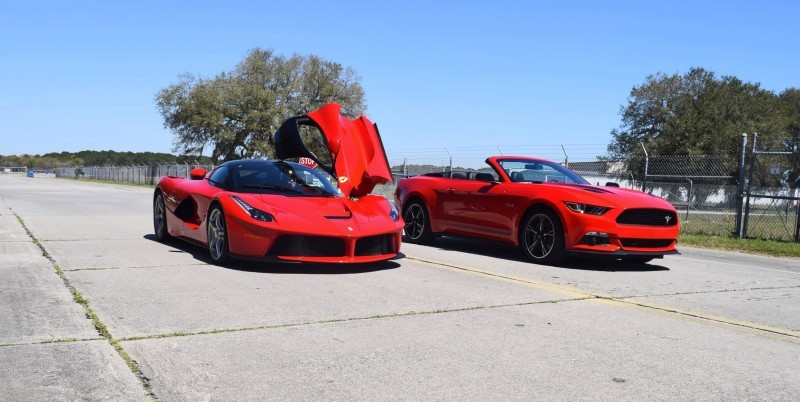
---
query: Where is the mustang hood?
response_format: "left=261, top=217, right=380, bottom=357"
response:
left=274, top=103, right=393, bottom=198
left=566, top=184, right=675, bottom=209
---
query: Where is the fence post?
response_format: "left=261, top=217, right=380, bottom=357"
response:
left=735, top=133, right=748, bottom=238
left=684, top=178, right=693, bottom=221
left=561, top=145, right=569, bottom=168
left=640, top=142, right=649, bottom=193
left=742, top=133, right=758, bottom=238
left=794, top=201, right=800, bottom=242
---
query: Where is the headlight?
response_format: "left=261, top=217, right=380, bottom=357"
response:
left=387, top=200, right=400, bottom=221
left=232, top=196, right=274, bottom=222
left=564, top=201, right=609, bottom=215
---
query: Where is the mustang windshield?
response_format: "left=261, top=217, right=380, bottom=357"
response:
left=231, top=161, right=342, bottom=196
left=498, top=159, right=589, bottom=185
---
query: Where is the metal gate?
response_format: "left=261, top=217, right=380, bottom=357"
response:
left=739, top=134, right=800, bottom=242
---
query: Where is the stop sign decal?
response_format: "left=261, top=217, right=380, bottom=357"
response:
left=298, top=157, right=317, bottom=168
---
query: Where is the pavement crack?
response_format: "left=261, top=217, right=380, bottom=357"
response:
left=63, top=263, right=208, bottom=272
left=13, top=212, right=161, bottom=401
left=0, top=337, right=105, bottom=348
left=118, top=297, right=593, bottom=343
left=406, top=255, right=800, bottom=343
left=621, top=285, right=800, bottom=299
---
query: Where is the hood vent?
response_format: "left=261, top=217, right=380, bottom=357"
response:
left=580, top=186, right=612, bottom=194
left=324, top=206, right=352, bottom=220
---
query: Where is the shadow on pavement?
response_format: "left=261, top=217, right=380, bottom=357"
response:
left=143, top=234, right=401, bottom=274
left=410, top=235, right=670, bottom=272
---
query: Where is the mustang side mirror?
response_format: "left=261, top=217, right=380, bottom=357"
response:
left=190, top=168, right=206, bottom=180
left=605, top=182, right=620, bottom=187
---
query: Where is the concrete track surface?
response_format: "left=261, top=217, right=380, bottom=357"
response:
left=1, top=174, right=799, bottom=401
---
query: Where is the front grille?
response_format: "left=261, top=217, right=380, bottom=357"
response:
left=268, top=236, right=345, bottom=257
left=355, top=234, right=394, bottom=256
left=620, top=239, right=674, bottom=248
left=616, top=209, right=677, bottom=226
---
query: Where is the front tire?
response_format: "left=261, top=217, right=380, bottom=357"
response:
left=520, top=208, right=565, bottom=265
left=207, top=206, right=231, bottom=264
left=153, top=191, right=172, bottom=242
left=403, top=200, right=434, bottom=244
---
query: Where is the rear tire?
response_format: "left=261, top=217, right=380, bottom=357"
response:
left=403, top=200, right=434, bottom=244
left=520, top=208, right=565, bottom=265
left=207, top=206, right=231, bottom=264
left=153, top=191, right=172, bottom=242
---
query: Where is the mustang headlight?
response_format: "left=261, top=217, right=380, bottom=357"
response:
left=232, top=196, right=274, bottom=222
left=564, top=201, right=609, bottom=215
left=387, top=200, right=400, bottom=221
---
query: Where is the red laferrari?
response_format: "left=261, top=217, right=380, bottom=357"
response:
left=153, top=104, right=403, bottom=264
left=395, top=156, right=679, bottom=265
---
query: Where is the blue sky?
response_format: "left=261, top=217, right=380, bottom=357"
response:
left=1, top=0, right=798, bottom=159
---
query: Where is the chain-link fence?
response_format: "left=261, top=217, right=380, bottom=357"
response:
left=51, top=138, right=800, bottom=242
left=385, top=141, right=798, bottom=241
left=55, top=164, right=215, bottom=186
left=387, top=144, right=629, bottom=183
left=642, top=155, right=739, bottom=237
left=1, top=166, right=28, bottom=174
left=741, top=136, right=800, bottom=241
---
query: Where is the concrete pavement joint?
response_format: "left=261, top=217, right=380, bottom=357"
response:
left=13, top=213, right=160, bottom=401
left=623, top=284, right=800, bottom=299
left=62, top=263, right=209, bottom=272
left=0, top=336, right=106, bottom=348
left=606, top=297, right=800, bottom=343
left=40, top=238, right=159, bottom=242
left=406, top=255, right=800, bottom=344
left=117, top=296, right=593, bottom=343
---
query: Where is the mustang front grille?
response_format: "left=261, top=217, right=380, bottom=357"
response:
left=355, top=234, right=394, bottom=256
left=268, top=235, right=345, bottom=257
left=620, top=239, right=674, bottom=248
left=616, top=209, right=678, bottom=226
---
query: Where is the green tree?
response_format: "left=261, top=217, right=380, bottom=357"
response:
left=156, top=48, right=366, bottom=162
left=779, top=88, right=800, bottom=190
left=608, top=67, right=792, bottom=161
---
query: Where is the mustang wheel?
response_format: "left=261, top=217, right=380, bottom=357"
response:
left=207, top=206, right=231, bottom=264
left=153, top=192, right=172, bottom=242
left=520, top=208, right=565, bottom=265
left=403, top=201, right=433, bottom=244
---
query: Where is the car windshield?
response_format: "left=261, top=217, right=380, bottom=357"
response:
left=498, top=159, right=589, bottom=185
left=231, top=161, right=342, bottom=196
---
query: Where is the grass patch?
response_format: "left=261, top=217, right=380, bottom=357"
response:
left=680, top=233, right=800, bottom=258
left=40, top=338, right=79, bottom=344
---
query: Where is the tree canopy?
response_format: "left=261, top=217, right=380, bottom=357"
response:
left=607, top=68, right=799, bottom=189
left=608, top=67, right=796, bottom=159
left=156, top=48, right=366, bottom=162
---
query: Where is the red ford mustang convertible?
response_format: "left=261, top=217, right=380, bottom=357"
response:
left=395, top=156, right=679, bottom=265
left=153, top=104, right=403, bottom=264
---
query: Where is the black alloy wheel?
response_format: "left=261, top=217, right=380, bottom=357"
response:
left=520, top=208, right=565, bottom=265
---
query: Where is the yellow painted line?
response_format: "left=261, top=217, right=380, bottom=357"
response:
left=408, top=256, right=608, bottom=299
left=405, top=255, right=800, bottom=344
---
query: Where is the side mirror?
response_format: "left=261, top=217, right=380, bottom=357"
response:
left=605, top=182, right=620, bottom=187
left=190, top=168, right=206, bottom=180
